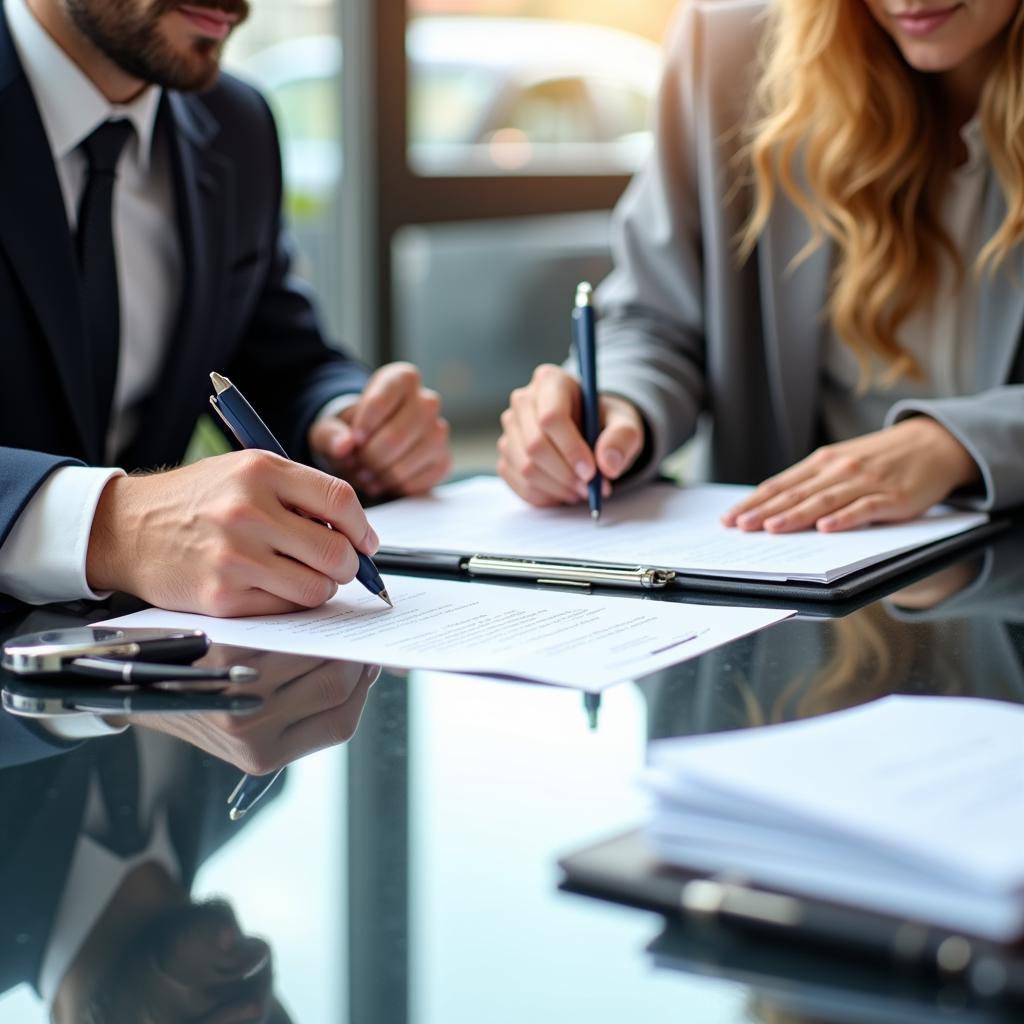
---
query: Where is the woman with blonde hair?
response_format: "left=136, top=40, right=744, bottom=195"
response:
left=497, top=0, right=1024, bottom=531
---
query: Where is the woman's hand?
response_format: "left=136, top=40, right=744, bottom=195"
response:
left=497, top=364, right=646, bottom=507
left=722, top=417, right=981, bottom=533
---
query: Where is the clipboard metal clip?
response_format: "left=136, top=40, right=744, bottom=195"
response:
left=464, top=556, right=676, bottom=590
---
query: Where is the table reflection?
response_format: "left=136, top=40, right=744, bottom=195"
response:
left=0, top=644, right=381, bottom=1022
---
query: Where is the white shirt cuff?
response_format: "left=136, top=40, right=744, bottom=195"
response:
left=0, top=465, right=125, bottom=604
left=311, top=393, right=361, bottom=472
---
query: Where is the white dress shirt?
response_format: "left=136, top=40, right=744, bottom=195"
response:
left=0, top=0, right=181, bottom=604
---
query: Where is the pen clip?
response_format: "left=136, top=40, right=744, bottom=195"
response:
left=209, top=395, right=246, bottom=450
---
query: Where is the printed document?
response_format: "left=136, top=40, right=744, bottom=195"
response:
left=98, top=575, right=793, bottom=691
left=645, top=695, right=1024, bottom=940
left=368, top=477, right=989, bottom=584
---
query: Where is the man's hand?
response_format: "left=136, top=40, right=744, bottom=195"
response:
left=722, top=417, right=981, bottom=533
left=85, top=449, right=379, bottom=616
left=308, top=362, right=452, bottom=498
left=497, top=364, right=646, bottom=506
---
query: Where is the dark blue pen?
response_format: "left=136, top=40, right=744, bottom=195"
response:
left=572, top=282, right=602, bottom=522
left=208, top=371, right=393, bottom=608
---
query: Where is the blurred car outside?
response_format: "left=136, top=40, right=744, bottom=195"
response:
left=240, top=17, right=660, bottom=213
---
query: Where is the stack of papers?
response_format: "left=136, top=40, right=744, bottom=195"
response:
left=369, top=477, right=989, bottom=585
left=644, top=696, right=1024, bottom=940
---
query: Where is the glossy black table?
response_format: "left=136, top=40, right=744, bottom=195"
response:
left=1, top=524, right=1022, bottom=1023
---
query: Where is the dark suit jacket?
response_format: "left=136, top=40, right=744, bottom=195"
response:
left=0, top=730, right=269, bottom=998
left=0, top=1, right=369, bottom=600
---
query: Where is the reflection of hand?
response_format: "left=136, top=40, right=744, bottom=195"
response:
left=83, top=897, right=284, bottom=1024
left=125, top=648, right=381, bottom=774
left=308, top=362, right=453, bottom=498
left=497, top=364, right=645, bottom=506
left=723, top=418, right=980, bottom=533
left=86, top=450, right=379, bottom=617
left=887, top=558, right=982, bottom=611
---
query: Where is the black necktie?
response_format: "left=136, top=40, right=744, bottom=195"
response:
left=95, top=731, right=145, bottom=857
left=76, top=119, right=134, bottom=451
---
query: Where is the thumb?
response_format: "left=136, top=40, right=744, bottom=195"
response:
left=595, top=398, right=645, bottom=480
left=309, top=416, right=357, bottom=462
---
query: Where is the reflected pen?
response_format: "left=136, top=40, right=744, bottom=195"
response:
left=572, top=282, right=602, bottom=523
left=227, top=767, right=284, bottom=821
left=209, top=372, right=392, bottom=608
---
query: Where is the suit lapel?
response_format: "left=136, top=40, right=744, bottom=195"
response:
left=123, top=91, right=231, bottom=468
left=976, top=168, right=1024, bottom=389
left=757, top=190, right=833, bottom=464
left=0, top=14, right=97, bottom=459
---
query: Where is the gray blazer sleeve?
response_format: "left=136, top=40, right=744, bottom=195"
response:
left=591, top=4, right=708, bottom=479
left=887, top=388, right=1024, bottom=512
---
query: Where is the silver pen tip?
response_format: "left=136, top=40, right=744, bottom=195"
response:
left=575, top=282, right=594, bottom=308
left=229, top=807, right=246, bottom=822
left=228, top=666, right=259, bottom=682
left=379, top=589, right=394, bottom=608
left=210, top=371, right=231, bottom=395
left=591, top=509, right=601, bottom=523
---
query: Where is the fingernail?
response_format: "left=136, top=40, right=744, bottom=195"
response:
left=765, top=515, right=786, bottom=530
left=576, top=480, right=589, bottom=499
left=574, top=460, right=591, bottom=481
left=604, top=448, right=623, bottom=475
left=364, top=526, right=380, bottom=552
left=819, top=516, right=838, bottom=530
left=353, top=429, right=368, bottom=445
left=737, top=513, right=756, bottom=528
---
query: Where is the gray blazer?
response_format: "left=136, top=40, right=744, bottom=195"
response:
left=595, top=0, right=1024, bottom=510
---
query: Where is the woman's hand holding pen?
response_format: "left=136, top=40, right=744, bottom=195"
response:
left=497, top=364, right=646, bottom=507
left=85, top=450, right=381, bottom=617
left=308, top=362, right=453, bottom=499
left=723, top=417, right=981, bottom=533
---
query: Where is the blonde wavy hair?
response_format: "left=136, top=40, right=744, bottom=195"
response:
left=740, top=0, right=1024, bottom=385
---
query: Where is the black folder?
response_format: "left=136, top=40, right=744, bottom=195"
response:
left=558, top=828, right=1024, bottom=1005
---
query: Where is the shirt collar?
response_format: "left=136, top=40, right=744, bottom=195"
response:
left=5, top=0, right=162, bottom=170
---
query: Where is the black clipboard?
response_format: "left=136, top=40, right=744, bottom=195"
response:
left=558, top=828, right=1024, bottom=1004
left=375, top=517, right=1008, bottom=603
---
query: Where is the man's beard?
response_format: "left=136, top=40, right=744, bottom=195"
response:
left=65, top=0, right=250, bottom=92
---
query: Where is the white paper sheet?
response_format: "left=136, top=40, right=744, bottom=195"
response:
left=97, top=575, right=794, bottom=691
left=368, top=477, right=989, bottom=583
left=645, top=695, right=1024, bottom=939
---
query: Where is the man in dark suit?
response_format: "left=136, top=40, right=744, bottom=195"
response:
left=0, top=0, right=452, bottom=616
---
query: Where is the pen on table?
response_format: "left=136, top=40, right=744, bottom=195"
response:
left=583, top=691, right=601, bottom=730
left=572, top=282, right=602, bottom=523
left=227, top=767, right=284, bottom=821
left=208, top=371, right=392, bottom=608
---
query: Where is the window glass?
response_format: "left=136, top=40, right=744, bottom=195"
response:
left=406, top=1, right=677, bottom=175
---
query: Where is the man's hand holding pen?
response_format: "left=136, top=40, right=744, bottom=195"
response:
left=85, top=450, right=381, bottom=618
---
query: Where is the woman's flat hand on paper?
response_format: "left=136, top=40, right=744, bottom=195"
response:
left=497, top=364, right=646, bottom=507
left=722, top=418, right=981, bottom=533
